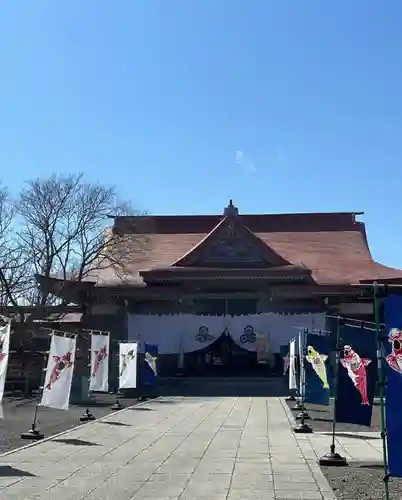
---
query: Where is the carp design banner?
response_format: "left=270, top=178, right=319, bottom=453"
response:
left=142, top=344, right=158, bottom=386
left=304, top=333, right=331, bottom=406
left=119, top=342, right=138, bottom=389
left=384, top=294, right=402, bottom=477
left=335, top=325, right=377, bottom=426
left=280, top=344, right=289, bottom=376
left=89, top=333, right=109, bottom=393
left=40, top=334, right=76, bottom=411
left=0, top=320, right=11, bottom=414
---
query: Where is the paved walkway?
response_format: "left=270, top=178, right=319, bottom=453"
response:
left=0, top=396, right=343, bottom=500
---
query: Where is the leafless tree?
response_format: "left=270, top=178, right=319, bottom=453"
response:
left=17, top=173, right=148, bottom=306
left=0, top=184, right=31, bottom=315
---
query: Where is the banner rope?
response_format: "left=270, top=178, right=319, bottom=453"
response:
left=373, top=283, right=391, bottom=500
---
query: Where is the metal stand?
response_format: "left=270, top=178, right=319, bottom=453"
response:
left=112, top=392, right=124, bottom=410
left=80, top=407, right=95, bottom=422
left=318, top=317, right=347, bottom=466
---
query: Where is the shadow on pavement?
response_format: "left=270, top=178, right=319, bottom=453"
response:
left=52, top=438, right=99, bottom=446
left=100, top=421, right=131, bottom=427
left=0, top=466, right=36, bottom=477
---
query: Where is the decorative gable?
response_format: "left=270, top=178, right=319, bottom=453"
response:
left=172, top=201, right=291, bottom=268
left=200, top=223, right=268, bottom=264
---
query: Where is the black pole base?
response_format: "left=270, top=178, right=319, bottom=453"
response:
left=293, top=422, right=313, bottom=434
left=286, top=395, right=296, bottom=401
left=111, top=400, right=124, bottom=411
left=292, top=401, right=303, bottom=411
left=21, top=428, right=44, bottom=440
left=80, top=408, right=96, bottom=422
left=318, top=452, right=348, bottom=466
left=296, top=411, right=310, bottom=420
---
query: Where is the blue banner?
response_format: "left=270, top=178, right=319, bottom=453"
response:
left=280, top=344, right=289, bottom=376
left=142, top=344, right=158, bottom=386
left=384, top=295, right=402, bottom=477
left=335, top=326, right=377, bottom=426
left=304, top=333, right=331, bottom=405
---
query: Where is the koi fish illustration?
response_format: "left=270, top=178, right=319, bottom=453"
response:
left=120, top=349, right=136, bottom=376
left=145, top=351, right=157, bottom=376
left=283, top=353, right=290, bottom=375
left=340, top=345, right=371, bottom=405
left=0, top=335, right=6, bottom=363
left=92, top=344, right=108, bottom=378
left=305, top=345, right=329, bottom=389
left=45, top=351, right=73, bottom=390
left=386, top=328, right=402, bottom=374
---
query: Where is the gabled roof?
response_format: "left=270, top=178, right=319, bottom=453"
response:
left=171, top=215, right=291, bottom=268
left=36, top=204, right=402, bottom=289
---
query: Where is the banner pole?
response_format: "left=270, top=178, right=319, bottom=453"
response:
left=80, top=331, right=95, bottom=423
left=20, top=333, right=53, bottom=440
left=111, top=341, right=124, bottom=410
left=373, top=282, right=391, bottom=500
left=293, top=329, right=312, bottom=434
left=318, top=316, right=347, bottom=466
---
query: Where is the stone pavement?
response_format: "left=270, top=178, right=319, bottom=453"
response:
left=282, top=403, right=383, bottom=463
left=0, top=396, right=338, bottom=500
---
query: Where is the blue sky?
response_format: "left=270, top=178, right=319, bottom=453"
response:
left=0, top=1, right=402, bottom=267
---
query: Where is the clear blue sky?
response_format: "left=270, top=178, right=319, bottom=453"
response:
left=0, top=1, right=401, bottom=267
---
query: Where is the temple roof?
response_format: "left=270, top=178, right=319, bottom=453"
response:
left=37, top=203, right=402, bottom=291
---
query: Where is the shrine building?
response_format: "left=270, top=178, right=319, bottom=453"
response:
left=37, top=200, right=402, bottom=376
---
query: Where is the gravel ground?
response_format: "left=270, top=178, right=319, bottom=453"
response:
left=321, top=463, right=402, bottom=500
left=285, top=398, right=382, bottom=432
left=0, top=393, right=144, bottom=455
left=285, top=400, right=402, bottom=499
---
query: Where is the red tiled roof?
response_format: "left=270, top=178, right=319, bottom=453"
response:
left=86, top=211, right=402, bottom=287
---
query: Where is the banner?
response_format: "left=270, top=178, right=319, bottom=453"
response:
left=335, top=325, right=377, bottom=426
left=384, top=294, right=402, bottom=477
left=41, top=334, right=76, bottom=411
left=0, top=320, right=11, bottom=414
left=298, top=331, right=305, bottom=398
left=141, top=344, right=158, bottom=386
left=280, top=344, right=289, bottom=376
left=289, top=339, right=297, bottom=390
left=89, top=333, right=109, bottom=393
left=119, top=342, right=138, bottom=389
left=304, top=333, right=331, bottom=405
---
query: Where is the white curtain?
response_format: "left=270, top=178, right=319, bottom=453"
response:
left=127, top=313, right=326, bottom=355
left=181, top=315, right=226, bottom=353
left=127, top=314, right=184, bottom=354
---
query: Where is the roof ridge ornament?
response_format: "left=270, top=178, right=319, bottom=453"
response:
left=224, top=199, right=239, bottom=217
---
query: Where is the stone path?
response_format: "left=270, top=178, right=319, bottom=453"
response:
left=0, top=396, right=339, bottom=499
left=282, top=403, right=383, bottom=463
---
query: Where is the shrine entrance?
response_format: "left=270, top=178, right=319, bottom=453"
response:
left=184, top=332, right=279, bottom=377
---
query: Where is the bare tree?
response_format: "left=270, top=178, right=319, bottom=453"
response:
left=0, top=184, right=31, bottom=314
left=17, top=173, right=148, bottom=306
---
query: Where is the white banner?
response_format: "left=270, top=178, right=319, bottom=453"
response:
left=0, top=321, right=11, bottom=409
left=40, top=334, right=76, bottom=411
left=89, top=333, right=109, bottom=393
left=289, top=339, right=297, bottom=390
left=119, top=342, right=138, bottom=389
left=298, top=331, right=305, bottom=397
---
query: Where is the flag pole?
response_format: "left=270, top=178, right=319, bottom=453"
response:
left=111, top=341, right=124, bottom=410
left=318, top=316, right=347, bottom=466
left=79, top=330, right=96, bottom=422
left=293, top=329, right=313, bottom=433
left=373, top=282, right=391, bottom=500
left=20, top=331, right=55, bottom=440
